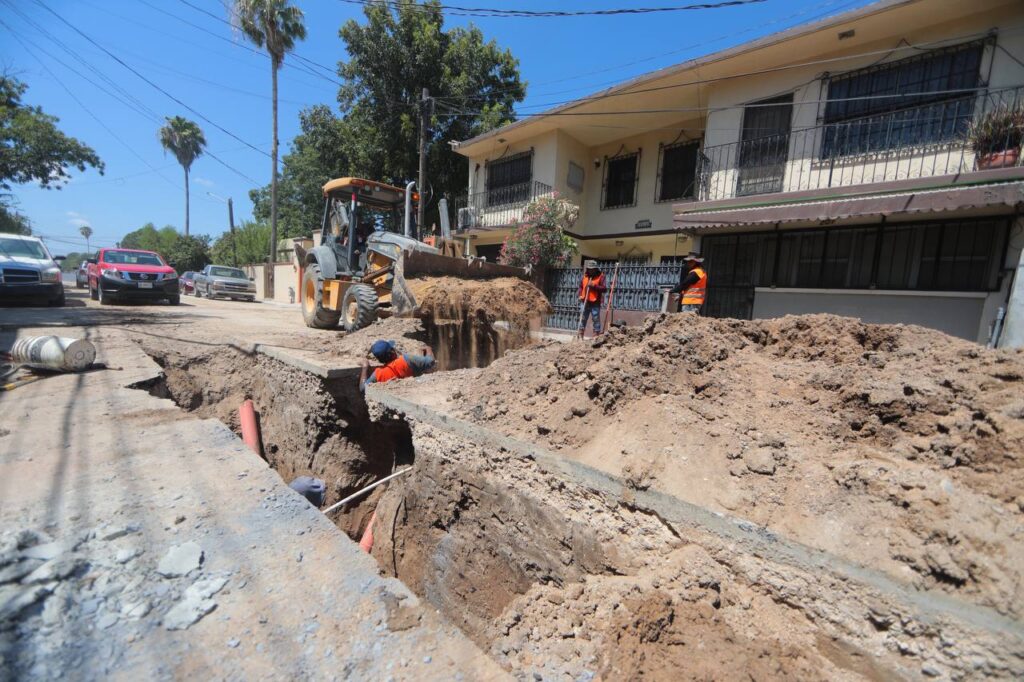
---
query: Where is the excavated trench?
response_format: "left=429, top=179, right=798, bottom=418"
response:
left=128, top=327, right=1024, bottom=681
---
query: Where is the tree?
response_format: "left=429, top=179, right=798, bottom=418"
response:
left=60, top=251, right=89, bottom=272
left=0, top=200, right=32, bottom=235
left=249, top=105, right=349, bottom=239
left=211, top=220, right=270, bottom=266
left=164, top=234, right=211, bottom=272
left=79, top=224, right=93, bottom=253
left=233, top=0, right=306, bottom=287
left=1, top=75, right=104, bottom=190
left=499, top=195, right=579, bottom=269
left=336, top=1, right=524, bottom=226
left=158, top=116, right=206, bottom=237
left=120, top=223, right=179, bottom=254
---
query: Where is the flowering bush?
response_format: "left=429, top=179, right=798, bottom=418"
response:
left=498, top=194, right=579, bottom=268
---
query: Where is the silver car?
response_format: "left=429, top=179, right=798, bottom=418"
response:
left=193, top=265, right=257, bottom=302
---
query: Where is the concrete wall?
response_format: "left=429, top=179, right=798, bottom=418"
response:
left=247, top=262, right=301, bottom=305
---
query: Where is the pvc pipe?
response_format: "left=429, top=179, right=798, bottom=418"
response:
left=358, top=511, right=376, bottom=553
left=404, top=181, right=416, bottom=237
left=322, top=467, right=413, bottom=515
left=438, top=197, right=452, bottom=239
left=10, top=336, right=96, bottom=371
left=239, top=399, right=263, bottom=457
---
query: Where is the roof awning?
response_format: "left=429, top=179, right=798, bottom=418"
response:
left=674, top=181, right=1024, bottom=232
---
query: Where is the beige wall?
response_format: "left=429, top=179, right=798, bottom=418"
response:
left=247, top=262, right=301, bottom=305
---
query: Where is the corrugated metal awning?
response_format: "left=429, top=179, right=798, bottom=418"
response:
left=674, top=181, right=1024, bottom=232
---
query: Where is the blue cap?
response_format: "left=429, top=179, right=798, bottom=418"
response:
left=370, top=340, right=396, bottom=362
left=289, top=476, right=326, bottom=507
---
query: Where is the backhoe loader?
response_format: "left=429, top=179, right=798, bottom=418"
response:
left=299, top=177, right=526, bottom=331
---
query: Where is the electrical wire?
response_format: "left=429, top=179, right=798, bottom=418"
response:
left=336, top=0, right=768, bottom=19
left=30, top=0, right=270, bottom=159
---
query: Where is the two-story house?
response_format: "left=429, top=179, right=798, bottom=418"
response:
left=451, top=0, right=1024, bottom=344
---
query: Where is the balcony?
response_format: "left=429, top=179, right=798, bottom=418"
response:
left=454, top=180, right=554, bottom=231
left=695, top=87, right=1024, bottom=203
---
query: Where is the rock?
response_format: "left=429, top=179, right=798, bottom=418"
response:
left=96, top=525, right=136, bottom=542
left=0, top=559, right=44, bottom=584
left=0, top=582, right=54, bottom=622
left=743, top=448, right=777, bottom=475
left=115, top=548, right=142, bottom=564
left=162, top=576, right=226, bottom=630
left=96, top=612, right=119, bottom=629
left=227, top=638, right=240, bottom=648
left=156, top=542, right=204, bottom=578
left=121, top=600, right=151, bottom=619
left=22, top=556, right=83, bottom=584
left=570, top=405, right=590, bottom=417
left=21, top=541, right=68, bottom=562
left=14, top=530, right=46, bottom=550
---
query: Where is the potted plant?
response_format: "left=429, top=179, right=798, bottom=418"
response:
left=968, top=103, right=1024, bottom=170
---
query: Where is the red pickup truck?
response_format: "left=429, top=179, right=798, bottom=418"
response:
left=87, top=248, right=180, bottom=305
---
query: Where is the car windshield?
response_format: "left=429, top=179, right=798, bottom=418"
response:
left=104, top=250, right=164, bottom=265
left=182, top=271, right=194, bottom=278
left=210, top=267, right=246, bottom=278
left=0, top=237, right=49, bottom=260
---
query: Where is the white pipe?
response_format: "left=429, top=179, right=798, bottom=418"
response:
left=404, top=181, right=416, bottom=238
left=322, top=467, right=413, bottom=515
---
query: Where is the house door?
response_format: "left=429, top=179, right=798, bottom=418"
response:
left=702, top=232, right=773, bottom=320
left=737, top=94, right=793, bottom=197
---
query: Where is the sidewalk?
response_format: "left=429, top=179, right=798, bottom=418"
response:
left=0, top=322, right=503, bottom=680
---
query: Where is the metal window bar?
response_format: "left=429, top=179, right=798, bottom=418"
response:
left=601, top=151, right=640, bottom=210
left=485, top=151, right=533, bottom=207
left=655, top=140, right=700, bottom=202
left=453, top=180, right=555, bottom=231
left=542, top=264, right=682, bottom=329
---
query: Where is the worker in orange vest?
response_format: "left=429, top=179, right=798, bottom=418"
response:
left=359, top=340, right=435, bottom=391
left=578, top=259, right=608, bottom=338
left=671, top=253, right=707, bottom=313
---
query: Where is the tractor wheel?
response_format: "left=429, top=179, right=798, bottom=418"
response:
left=341, top=283, right=378, bottom=333
left=301, top=263, right=341, bottom=329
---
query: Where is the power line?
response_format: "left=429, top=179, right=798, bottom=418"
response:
left=336, top=0, right=767, bottom=18
left=31, top=0, right=271, bottom=159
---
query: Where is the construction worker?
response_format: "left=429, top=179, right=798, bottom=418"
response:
left=578, top=259, right=607, bottom=338
left=359, top=340, right=435, bottom=391
left=671, top=253, right=708, bottom=313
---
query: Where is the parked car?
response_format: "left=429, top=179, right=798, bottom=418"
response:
left=179, top=271, right=196, bottom=295
left=193, top=265, right=256, bottom=302
left=0, top=234, right=65, bottom=307
left=87, top=248, right=179, bottom=305
left=75, top=261, right=89, bottom=289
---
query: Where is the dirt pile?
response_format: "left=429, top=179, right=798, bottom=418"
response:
left=383, top=313, right=1024, bottom=619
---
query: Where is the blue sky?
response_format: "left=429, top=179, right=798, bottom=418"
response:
left=0, top=0, right=874, bottom=255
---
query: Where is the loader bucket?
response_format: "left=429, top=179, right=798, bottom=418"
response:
left=390, top=248, right=528, bottom=317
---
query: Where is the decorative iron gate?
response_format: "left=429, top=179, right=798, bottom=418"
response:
left=544, top=264, right=682, bottom=330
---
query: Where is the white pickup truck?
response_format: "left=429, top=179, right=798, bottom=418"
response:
left=192, top=264, right=257, bottom=302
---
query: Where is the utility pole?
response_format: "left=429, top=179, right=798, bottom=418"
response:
left=227, top=197, right=237, bottom=267
left=417, top=87, right=432, bottom=241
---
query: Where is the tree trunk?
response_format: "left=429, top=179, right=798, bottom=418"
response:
left=269, top=59, right=279, bottom=297
left=184, top=166, right=190, bottom=237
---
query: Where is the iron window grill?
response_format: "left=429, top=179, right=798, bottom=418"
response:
left=601, top=151, right=640, bottom=209
left=485, top=151, right=533, bottom=207
left=821, top=40, right=986, bottom=158
left=656, top=140, right=700, bottom=202
left=736, top=94, right=794, bottom=197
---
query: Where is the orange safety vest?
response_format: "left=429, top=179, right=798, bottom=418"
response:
left=374, top=355, right=414, bottom=384
left=579, top=273, right=605, bottom=304
left=681, top=267, right=707, bottom=306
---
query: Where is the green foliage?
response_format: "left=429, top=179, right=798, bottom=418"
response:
left=0, top=199, right=32, bottom=235
left=158, top=116, right=206, bottom=173
left=119, top=223, right=180, bottom=253
left=250, top=105, right=348, bottom=239
left=0, top=75, right=104, bottom=190
left=499, top=194, right=579, bottom=268
left=968, top=103, right=1024, bottom=155
left=60, top=251, right=89, bottom=272
left=336, top=0, right=524, bottom=227
left=164, top=234, right=211, bottom=273
left=233, top=0, right=307, bottom=66
left=211, top=220, right=271, bottom=266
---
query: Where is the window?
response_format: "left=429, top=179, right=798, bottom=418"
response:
left=602, top=152, right=639, bottom=209
left=567, top=161, right=584, bottom=193
left=737, top=94, right=793, bottom=197
left=657, top=140, right=699, bottom=202
left=485, top=151, right=533, bottom=207
left=822, top=41, right=984, bottom=157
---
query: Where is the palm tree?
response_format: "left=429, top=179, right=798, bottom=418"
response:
left=79, top=225, right=92, bottom=254
left=158, top=116, right=207, bottom=237
left=233, top=0, right=306, bottom=294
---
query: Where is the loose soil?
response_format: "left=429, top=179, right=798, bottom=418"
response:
left=378, top=313, right=1024, bottom=621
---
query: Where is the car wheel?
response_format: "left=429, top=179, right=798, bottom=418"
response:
left=168, top=295, right=180, bottom=306
left=89, top=280, right=98, bottom=301
left=48, top=290, right=66, bottom=307
left=194, top=286, right=202, bottom=298
left=98, top=284, right=112, bottom=305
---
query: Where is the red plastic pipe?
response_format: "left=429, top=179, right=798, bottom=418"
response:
left=239, top=399, right=263, bottom=457
left=359, top=511, right=376, bottom=553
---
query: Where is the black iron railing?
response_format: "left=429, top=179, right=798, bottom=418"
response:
left=696, top=86, right=1024, bottom=202
left=543, top=264, right=682, bottom=330
left=453, top=180, right=554, bottom=230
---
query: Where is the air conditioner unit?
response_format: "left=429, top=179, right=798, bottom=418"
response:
left=457, top=207, right=479, bottom=230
